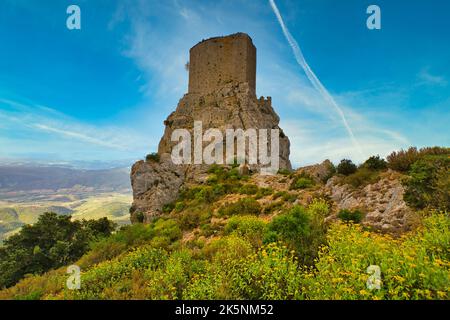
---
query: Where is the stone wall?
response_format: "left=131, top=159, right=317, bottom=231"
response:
left=188, top=33, right=256, bottom=95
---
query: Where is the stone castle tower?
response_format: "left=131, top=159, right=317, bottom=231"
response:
left=131, top=33, right=292, bottom=222
left=188, top=33, right=256, bottom=95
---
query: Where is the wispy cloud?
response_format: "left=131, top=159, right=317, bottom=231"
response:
left=417, top=68, right=447, bottom=87
left=0, top=98, right=152, bottom=160
left=32, top=124, right=126, bottom=150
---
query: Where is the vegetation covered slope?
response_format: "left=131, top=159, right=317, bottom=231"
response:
left=0, top=147, right=448, bottom=300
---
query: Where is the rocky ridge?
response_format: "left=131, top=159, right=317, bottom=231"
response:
left=130, top=82, right=291, bottom=222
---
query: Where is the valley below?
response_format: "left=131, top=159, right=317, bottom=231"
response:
left=0, top=165, right=133, bottom=241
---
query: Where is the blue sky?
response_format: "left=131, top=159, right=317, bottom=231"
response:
left=0, top=0, right=449, bottom=167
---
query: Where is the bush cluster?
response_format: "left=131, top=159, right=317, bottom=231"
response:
left=337, top=209, right=364, bottom=223
left=403, top=155, right=450, bottom=211
left=145, top=153, right=160, bottom=163
left=290, top=173, right=315, bottom=190
left=363, top=155, right=387, bottom=170
left=218, top=198, right=261, bottom=217
left=387, top=147, right=449, bottom=172
left=336, top=159, right=357, bottom=176
left=0, top=213, right=115, bottom=289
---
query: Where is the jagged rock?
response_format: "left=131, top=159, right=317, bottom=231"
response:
left=296, top=160, right=334, bottom=183
left=157, top=81, right=291, bottom=171
left=129, top=154, right=186, bottom=222
left=325, top=170, right=418, bottom=234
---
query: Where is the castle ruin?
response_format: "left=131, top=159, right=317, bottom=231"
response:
left=130, top=33, right=292, bottom=222
left=188, top=33, right=256, bottom=95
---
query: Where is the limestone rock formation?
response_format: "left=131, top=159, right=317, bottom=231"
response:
left=157, top=81, right=291, bottom=170
left=324, top=170, right=418, bottom=234
left=130, top=33, right=291, bottom=222
left=296, top=160, right=335, bottom=183
left=130, top=154, right=185, bottom=222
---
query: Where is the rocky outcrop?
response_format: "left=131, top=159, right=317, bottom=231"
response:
left=158, top=81, right=291, bottom=171
left=325, top=170, right=418, bottom=234
left=130, top=33, right=292, bottom=222
left=130, top=154, right=213, bottom=222
left=296, top=160, right=335, bottom=183
left=130, top=82, right=291, bottom=221
left=130, top=154, right=185, bottom=222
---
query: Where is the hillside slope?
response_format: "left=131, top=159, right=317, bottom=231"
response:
left=0, top=149, right=448, bottom=300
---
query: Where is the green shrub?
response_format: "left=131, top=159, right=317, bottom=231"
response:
left=217, top=198, right=261, bottom=217
left=78, top=223, right=155, bottom=268
left=337, top=159, right=357, bottom=176
left=145, top=249, right=202, bottom=299
left=255, top=187, right=273, bottom=199
left=177, top=206, right=211, bottom=231
left=238, top=184, right=259, bottom=195
left=403, top=155, right=450, bottom=211
left=206, top=174, right=218, bottom=185
left=387, top=146, right=449, bottom=172
left=292, top=178, right=314, bottom=189
left=266, top=203, right=328, bottom=265
left=263, top=201, right=284, bottom=214
left=342, top=167, right=381, bottom=188
left=273, top=191, right=297, bottom=202
left=202, top=235, right=253, bottom=265
left=307, top=198, right=330, bottom=219
left=363, top=155, right=387, bottom=170
left=290, top=173, right=315, bottom=190
left=265, top=206, right=311, bottom=261
left=133, top=211, right=145, bottom=223
left=224, top=216, right=267, bottom=247
left=0, top=213, right=115, bottom=288
left=145, top=152, right=160, bottom=163
left=337, top=209, right=364, bottom=223
left=152, top=219, right=182, bottom=244
left=387, top=147, right=420, bottom=172
left=71, top=246, right=169, bottom=299
left=207, top=164, right=224, bottom=175
left=186, top=241, right=303, bottom=300
left=227, top=242, right=303, bottom=299
left=277, top=168, right=291, bottom=176
left=180, top=186, right=218, bottom=204
left=174, top=202, right=185, bottom=212
left=162, top=203, right=175, bottom=214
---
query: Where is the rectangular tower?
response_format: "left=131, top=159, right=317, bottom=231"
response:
left=188, top=33, right=256, bottom=95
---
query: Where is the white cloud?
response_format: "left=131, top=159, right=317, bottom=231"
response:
left=417, top=68, right=447, bottom=87
left=0, top=98, right=153, bottom=159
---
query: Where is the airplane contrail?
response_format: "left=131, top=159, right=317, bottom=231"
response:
left=268, top=0, right=364, bottom=157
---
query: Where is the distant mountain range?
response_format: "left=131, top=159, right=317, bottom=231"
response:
left=0, top=165, right=131, bottom=193
left=0, top=158, right=136, bottom=170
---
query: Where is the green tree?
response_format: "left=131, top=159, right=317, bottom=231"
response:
left=404, top=155, right=450, bottom=211
left=337, top=159, right=357, bottom=176
left=0, top=212, right=115, bottom=289
left=363, top=155, right=387, bottom=170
